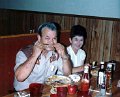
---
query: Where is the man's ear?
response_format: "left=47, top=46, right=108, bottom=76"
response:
left=37, top=34, right=41, bottom=42
left=69, top=38, right=72, bottom=43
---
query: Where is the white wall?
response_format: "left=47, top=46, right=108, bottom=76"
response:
left=0, top=0, right=120, bottom=19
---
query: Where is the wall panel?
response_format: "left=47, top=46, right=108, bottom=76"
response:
left=0, top=9, right=120, bottom=61
left=0, top=9, right=120, bottom=62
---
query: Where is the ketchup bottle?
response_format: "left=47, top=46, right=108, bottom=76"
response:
left=81, top=65, right=90, bottom=92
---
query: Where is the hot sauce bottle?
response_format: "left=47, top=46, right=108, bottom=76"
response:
left=81, top=65, right=90, bottom=92
left=106, top=63, right=112, bottom=91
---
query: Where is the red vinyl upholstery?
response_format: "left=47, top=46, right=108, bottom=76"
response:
left=0, top=34, right=37, bottom=96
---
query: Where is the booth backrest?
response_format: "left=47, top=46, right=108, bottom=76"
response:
left=0, top=34, right=37, bottom=96
left=0, top=31, right=70, bottom=96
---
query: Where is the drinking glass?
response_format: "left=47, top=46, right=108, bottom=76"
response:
left=57, top=87, right=68, bottom=97
left=29, top=83, right=44, bottom=97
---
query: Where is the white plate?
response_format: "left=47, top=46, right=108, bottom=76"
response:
left=45, top=75, right=71, bottom=87
left=69, top=74, right=80, bottom=82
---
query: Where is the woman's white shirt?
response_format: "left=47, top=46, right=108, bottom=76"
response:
left=67, top=45, right=86, bottom=67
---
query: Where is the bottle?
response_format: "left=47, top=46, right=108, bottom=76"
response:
left=106, top=63, right=112, bottom=91
left=109, top=60, right=116, bottom=71
left=91, top=61, right=97, bottom=68
left=97, top=61, right=105, bottom=88
left=81, top=65, right=90, bottom=92
left=108, top=60, right=115, bottom=78
left=100, top=74, right=106, bottom=96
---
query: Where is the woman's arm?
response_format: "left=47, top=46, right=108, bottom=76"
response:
left=72, top=65, right=84, bottom=73
left=62, top=55, right=72, bottom=76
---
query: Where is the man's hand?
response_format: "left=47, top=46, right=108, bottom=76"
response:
left=33, top=41, right=44, bottom=57
left=54, top=43, right=67, bottom=58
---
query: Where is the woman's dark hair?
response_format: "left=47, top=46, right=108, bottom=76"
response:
left=52, top=22, right=61, bottom=42
left=37, top=22, right=57, bottom=36
left=70, top=25, right=87, bottom=40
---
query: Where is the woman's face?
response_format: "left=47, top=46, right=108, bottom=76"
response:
left=70, top=36, right=84, bottom=50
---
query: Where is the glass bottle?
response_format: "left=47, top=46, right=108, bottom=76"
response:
left=97, top=61, right=105, bottom=88
left=81, top=65, right=90, bottom=92
left=100, top=74, right=106, bottom=96
left=96, top=74, right=106, bottom=97
left=106, top=63, right=112, bottom=91
left=91, top=61, right=97, bottom=68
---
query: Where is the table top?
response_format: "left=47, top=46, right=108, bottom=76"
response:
left=3, top=62, right=120, bottom=97
left=3, top=78, right=120, bottom=97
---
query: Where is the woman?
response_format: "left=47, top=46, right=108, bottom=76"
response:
left=67, top=25, right=87, bottom=73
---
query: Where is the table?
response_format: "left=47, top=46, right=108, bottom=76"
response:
left=3, top=78, right=120, bottom=97
left=3, top=62, right=120, bottom=97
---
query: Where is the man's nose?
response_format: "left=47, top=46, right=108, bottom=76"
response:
left=49, top=40, right=54, bottom=45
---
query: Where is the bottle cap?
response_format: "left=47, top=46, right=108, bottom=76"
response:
left=84, top=65, right=89, bottom=73
left=100, top=61, right=104, bottom=64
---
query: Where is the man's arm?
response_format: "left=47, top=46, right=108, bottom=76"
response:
left=15, top=54, right=38, bottom=82
left=54, top=43, right=72, bottom=75
left=15, top=41, right=43, bottom=82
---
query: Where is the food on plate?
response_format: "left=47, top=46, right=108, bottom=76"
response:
left=69, top=74, right=80, bottom=82
left=50, top=86, right=57, bottom=94
left=45, top=75, right=71, bottom=87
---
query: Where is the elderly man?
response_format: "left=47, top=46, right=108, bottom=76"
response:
left=14, top=22, right=72, bottom=91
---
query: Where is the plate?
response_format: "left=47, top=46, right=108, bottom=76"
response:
left=69, top=74, right=80, bottom=82
left=45, top=75, right=71, bottom=87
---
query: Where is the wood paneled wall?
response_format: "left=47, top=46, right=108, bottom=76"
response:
left=0, top=9, right=120, bottom=65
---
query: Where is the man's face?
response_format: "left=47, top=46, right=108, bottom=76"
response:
left=40, top=27, right=57, bottom=50
left=70, top=36, right=84, bottom=50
